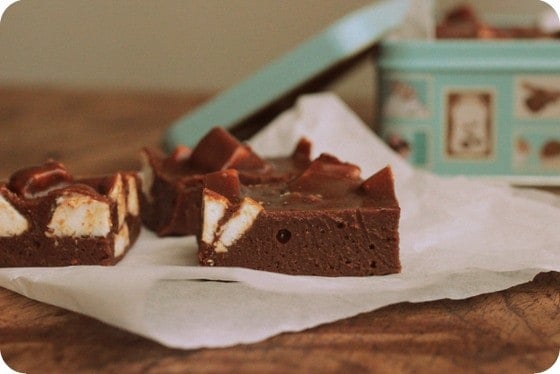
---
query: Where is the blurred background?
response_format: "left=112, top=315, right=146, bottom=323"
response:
left=0, top=0, right=550, bottom=122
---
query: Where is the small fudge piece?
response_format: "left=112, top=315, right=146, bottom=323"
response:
left=0, top=161, right=141, bottom=267
left=436, top=4, right=554, bottom=39
left=140, top=127, right=311, bottom=236
left=541, top=140, right=560, bottom=168
left=198, top=154, right=401, bottom=277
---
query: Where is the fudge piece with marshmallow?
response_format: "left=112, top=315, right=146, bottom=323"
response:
left=140, top=127, right=311, bottom=236
left=198, top=154, right=401, bottom=277
left=0, top=161, right=141, bottom=267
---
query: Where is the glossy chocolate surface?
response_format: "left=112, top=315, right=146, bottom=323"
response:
left=140, top=127, right=311, bottom=236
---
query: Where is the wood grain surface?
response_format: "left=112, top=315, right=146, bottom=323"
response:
left=0, top=86, right=559, bottom=373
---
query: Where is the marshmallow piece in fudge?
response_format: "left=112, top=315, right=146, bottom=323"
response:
left=46, top=187, right=112, bottom=238
left=198, top=156, right=401, bottom=277
left=201, top=186, right=263, bottom=255
left=0, top=161, right=141, bottom=267
left=0, top=193, right=29, bottom=237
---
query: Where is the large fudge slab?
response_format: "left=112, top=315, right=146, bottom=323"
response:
left=198, top=154, right=401, bottom=276
left=140, top=127, right=311, bottom=236
left=0, top=161, right=141, bottom=267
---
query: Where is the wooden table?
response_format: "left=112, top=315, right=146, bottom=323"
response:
left=0, top=86, right=558, bottom=373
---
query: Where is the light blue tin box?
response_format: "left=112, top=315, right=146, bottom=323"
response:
left=163, top=0, right=559, bottom=184
left=378, top=40, right=560, bottom=184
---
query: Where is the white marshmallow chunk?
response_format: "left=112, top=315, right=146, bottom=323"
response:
left=201, top=190, right=229, bottom=245
left=125, top=174, right=139, bottom=217
left=113, top=223, right=130, bottom=257
left=47, top=192, right=111, bottom=237
left=0, top=194, right=29, bottom=237
left=108, top=174, right=126, bottom=228
left=214, top=197, right=262, bottom=253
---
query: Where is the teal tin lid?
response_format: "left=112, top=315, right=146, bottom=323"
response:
left=164, top=0, right=411, bottom=149
left=379, top=40, right=560, bottom=72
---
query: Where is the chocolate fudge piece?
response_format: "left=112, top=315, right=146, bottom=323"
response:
left=0, top=161, right=141, bottom=267
left=198, top=154, right=401, bottom=276
left=541, top=140, right=560, bottom=168
left=436, top=4, right=554, bottom=39
left=140, top=127, right=311, bottom=236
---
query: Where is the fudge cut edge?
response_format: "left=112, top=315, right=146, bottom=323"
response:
left=198, top=157, right=401, bottom=277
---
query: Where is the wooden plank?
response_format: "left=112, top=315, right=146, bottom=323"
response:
left=0, top=86, right=558, bottom=373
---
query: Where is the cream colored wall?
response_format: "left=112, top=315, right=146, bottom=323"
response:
left=0, top=0, right=551, bottom=108
left=0, top=0, right=372, bottom=93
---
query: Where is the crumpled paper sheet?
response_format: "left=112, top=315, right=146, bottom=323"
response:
left=1, top=93, right=559, bottom=349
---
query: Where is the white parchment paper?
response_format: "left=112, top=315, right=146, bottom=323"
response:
left=1, top=93, right=559, bottom=349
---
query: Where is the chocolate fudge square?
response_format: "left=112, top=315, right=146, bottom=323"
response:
left=140, top=127, right=311, bottom=236
left=198, top=154, right=401, bottom=276
left=0, top=161, right=141, bottom=266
